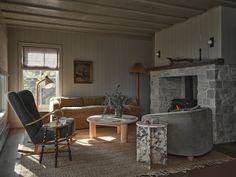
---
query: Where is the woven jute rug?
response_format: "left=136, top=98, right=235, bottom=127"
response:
left=15, top=126, right=234, bottom=177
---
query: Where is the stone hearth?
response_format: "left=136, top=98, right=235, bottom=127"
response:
left=150, top=63, right=236, bottom=144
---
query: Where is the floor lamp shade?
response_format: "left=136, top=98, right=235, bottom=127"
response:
left=129, top=63, right=145, bottom=74
left=36, top=76, right=54, bottom=108
left=130, top=63, right=145, bottom=105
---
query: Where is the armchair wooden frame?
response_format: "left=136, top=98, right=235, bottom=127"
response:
left=18, top=109, right=76, bottom=156
left=8, top=90, right=77, bottom=160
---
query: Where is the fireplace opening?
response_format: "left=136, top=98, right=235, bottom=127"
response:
left=168, top=76, right=198, bottom=112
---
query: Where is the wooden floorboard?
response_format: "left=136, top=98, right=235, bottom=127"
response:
left=0, top=128, right=25, bottom=177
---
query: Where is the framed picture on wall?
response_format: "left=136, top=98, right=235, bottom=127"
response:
left=74, top=60, right=93, bottom=83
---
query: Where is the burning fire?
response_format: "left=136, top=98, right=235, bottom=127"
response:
left=176, top=104, right=182, bottom=111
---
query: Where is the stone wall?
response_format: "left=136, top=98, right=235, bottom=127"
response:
left=150, top=64, right=236, bottom=144
left=215, top=65, right=236, bottom=143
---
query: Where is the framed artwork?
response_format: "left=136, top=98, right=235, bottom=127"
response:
left=74, top=60, right=93, bottom=83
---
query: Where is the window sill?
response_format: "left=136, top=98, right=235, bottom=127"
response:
left=0, top=111, right=7, bottom=119
left=38, top=105, right=49, bottom=112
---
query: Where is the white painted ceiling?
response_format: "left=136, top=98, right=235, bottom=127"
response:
left=0, top=0, right=236, bottom=37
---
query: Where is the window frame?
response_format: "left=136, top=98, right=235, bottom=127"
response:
left=18, top=42, right=63, bottom=111
left=0, top=71, right=7, bottom=117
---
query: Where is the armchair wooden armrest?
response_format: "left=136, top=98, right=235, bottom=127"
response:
left=25, top=109, right=62, bottom=127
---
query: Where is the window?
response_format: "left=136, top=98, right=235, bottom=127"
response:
left=0, top=73, right=7, bottom=114
left=20, top=44, right=61, bottom=111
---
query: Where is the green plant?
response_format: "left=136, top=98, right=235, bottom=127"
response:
left=104, top=84, right=131, bottom=118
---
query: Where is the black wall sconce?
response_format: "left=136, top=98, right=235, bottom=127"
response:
left=208, top=37, right=214, bottom=48
left=156, top=50, right=161, bottom=58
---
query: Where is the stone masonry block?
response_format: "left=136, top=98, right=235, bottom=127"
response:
left=222, top=81, right=236, bottom=88
left=210, top=99, right=216, bottom=107
left=198, top=92, right=207, bottom=99
left=207, top=89, right=215, bottom=99
left=197, top=99, right=203, bottom=105
left=209, top=81, right=222, bottom=88
left=198, top=81, right=209, bottom=87
left=215, top=114, right=224, bottom=129
left=203, top=99, right=210, bottom=106
left=198, top=74, right=207, bottom=80
left=216, top=88, right=230, bottom=100
left=207, top=70, right=215, bottom=80
left=215, top=99, right=222, bottom=106
left=230, top=67, right=236, bottom=80
left=218, top=67, right=230, bottom=80
left=216, top=106, right=234, bottom=114
left=229, top=98, right=236, bottom=105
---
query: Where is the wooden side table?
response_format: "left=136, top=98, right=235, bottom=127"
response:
left=136, top=120, right=168, bottom=168
left=39, top=119, right=72, bottom=168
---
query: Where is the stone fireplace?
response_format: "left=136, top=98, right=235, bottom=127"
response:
left=160, top=75, right=198, bottom=112
left=150, top=62, right=236, bottom=144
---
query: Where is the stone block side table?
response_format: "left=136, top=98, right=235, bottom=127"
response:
left=136, top=121, right=167, bottom=168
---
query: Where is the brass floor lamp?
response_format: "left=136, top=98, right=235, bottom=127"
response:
left=130, top=63, right=145, bottom=105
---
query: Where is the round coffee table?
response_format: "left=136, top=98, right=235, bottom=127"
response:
left=87, top=114, right=138, bottom=143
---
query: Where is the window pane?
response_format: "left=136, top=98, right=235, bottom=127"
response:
left=0, top=76, right=2, bottom=112
left=23, top=70, right=57, bottom=108
left=27, top=53, right=44, bottom=67
left=0, top=75, right=6, bottom=113
left=45, top=53, right=58, bottom=68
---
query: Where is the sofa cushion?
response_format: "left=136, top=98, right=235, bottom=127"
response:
left=128, top=98, right=138, bottom=106
left=61, top=105, right=105, bottom=111
left=60, top=97, right=84, bottom=107
left=83, top=96, right=105, bottom=106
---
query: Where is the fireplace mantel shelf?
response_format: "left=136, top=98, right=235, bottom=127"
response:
left=147, top=58, right=224, bottom=72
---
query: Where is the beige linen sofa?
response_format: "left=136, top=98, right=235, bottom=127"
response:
left=50, top=96, right=141, bottom=129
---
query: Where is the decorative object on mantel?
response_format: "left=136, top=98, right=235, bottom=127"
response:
left=167, top=57, right=194, bottom=65
left=129, top=62, right=145, bottom=105
left=147, top=58, right=224, bottom=72
left=104, top=84, right=131, bottom=118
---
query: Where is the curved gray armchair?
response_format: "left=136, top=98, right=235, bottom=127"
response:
left=142, top=107, right=213, bottom=160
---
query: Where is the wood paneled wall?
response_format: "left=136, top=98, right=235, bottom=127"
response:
left=0, top=16, right=9, bottom=152
left=222, top=6, right=236, bottom=64
left=155, top=6, right=222, bottom=66
left=0, top=24, right=8, bottom=71
left=8, top=28, right=153, bottom=127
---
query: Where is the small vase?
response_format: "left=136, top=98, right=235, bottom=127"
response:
left=114, top=109, right=123, bottom=118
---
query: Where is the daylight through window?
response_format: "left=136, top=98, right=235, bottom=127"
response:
left=22, top=46, right=60, bottom=111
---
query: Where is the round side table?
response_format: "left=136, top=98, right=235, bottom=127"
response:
left=136, top=120, right=168, bottom=168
